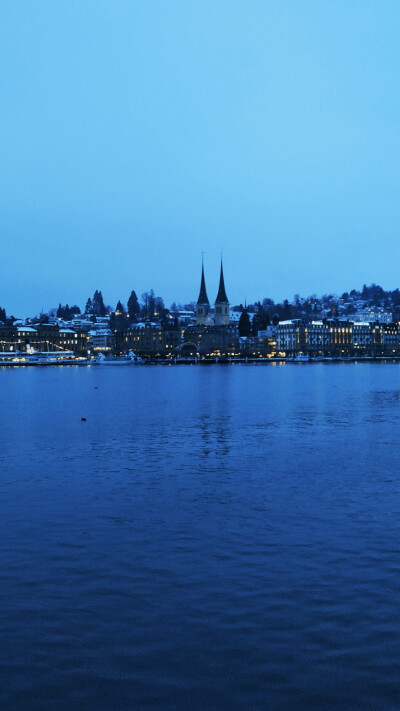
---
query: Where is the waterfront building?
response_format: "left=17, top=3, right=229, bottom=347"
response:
left=328, top=321, right=354, bottom=353
left=382, top=322, right=400, bottom=353
left=125, top=322, right=181, bottom=357
left=277, top=319, right=355, bottom=356
left=183, top=324, right=238, bottom=357
left=88, top=328, right=115, bottom=352
left=277, top=319, right=354, bottom=356
left=0, top=325, right=21, bottom=351
left=238, top=334, right=277, bottom=358
left=276, top=318, right=399, bottom=357
left=352, top=322, right=373, bottom=352
left=276, top=320, right=306, bottom=355
left=304, top=321, right=331, bottom=353
left=0, top=324, right=86, bottom=355
left=125, top=322, right=162, bottom=355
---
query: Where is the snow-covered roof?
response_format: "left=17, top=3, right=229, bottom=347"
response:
left=17, top=326, right=37, bottom=333
left=131, top=322, right=161, bottom=329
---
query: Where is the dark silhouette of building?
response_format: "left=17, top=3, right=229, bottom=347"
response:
left=214, top=259, right=230, bottom=326
left=196, top=258, right=211, bottom=325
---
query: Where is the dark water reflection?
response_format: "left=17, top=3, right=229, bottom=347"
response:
left=1, top=364, right=400, bottom=710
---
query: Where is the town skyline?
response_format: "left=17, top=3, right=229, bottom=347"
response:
left=4, top=249, right=400, bottom=317
left=1, top=274, right=400, bottom=326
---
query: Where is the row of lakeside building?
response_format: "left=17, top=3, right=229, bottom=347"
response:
left=2, top=263, right=400, bottom=359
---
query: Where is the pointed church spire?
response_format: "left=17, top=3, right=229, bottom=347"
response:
left=215, top=258, right=228, bottom=303
left=197, top=256, right=209, bottom=305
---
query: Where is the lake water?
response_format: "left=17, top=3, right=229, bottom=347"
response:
left=1, top=363, right=400, bottom=710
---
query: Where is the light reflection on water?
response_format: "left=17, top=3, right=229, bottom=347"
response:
left=1, top=364, right=400, bottom=710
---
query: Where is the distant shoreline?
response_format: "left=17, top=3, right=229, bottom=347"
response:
left=2, top=356, right=400, bottom=368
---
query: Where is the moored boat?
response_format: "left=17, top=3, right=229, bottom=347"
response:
left=92, top=351, right=144, bottom=365
left=288, top=354, right=311, bottom=362
left=0, top=350, right=89, bottom=366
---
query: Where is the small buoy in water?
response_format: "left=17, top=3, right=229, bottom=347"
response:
left=81, top=417, right=86, bottom=422
left=94, top=386, right=98, bottom=389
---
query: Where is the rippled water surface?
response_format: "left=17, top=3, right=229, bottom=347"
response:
left=1, top=364, right=400, bottom=710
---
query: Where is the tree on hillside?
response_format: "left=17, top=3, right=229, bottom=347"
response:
left=280, top=299, right=291, bottom=320
left=252, top=304, right=270, bottom=333
left=84, top=292, right=107, bottom=316
left=183, top=301, right=196, bottom=312
left=141, top=289, right=164, bottom=320
left=238, top=310, right=251, bottom=337
left=127, top=290, right=140, bottom=320
left=115, top=300, right=125, bottom=313
left=0, top=306, right=6, bottom=323
left=160, top=309, right=172, bottom=329
left=140, top=291, right=154, bottom=319
left=154, top=296, right=165, bottom=316
left=56, top=303, right=80, bottom=320
left=92, top=290, right=107, bottom=316
left=148, top=290, right=155, bottom=319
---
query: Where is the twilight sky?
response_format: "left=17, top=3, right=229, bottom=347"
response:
left=1, top=0, right=400, bottom=315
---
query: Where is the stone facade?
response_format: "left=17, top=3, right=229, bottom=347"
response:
left=183, top=325, right=238, bottom=356
left=124, top=322, right=181, bottom=357
left=214, top=261, right=230, bottom=327
left=0, top=324, right=87, bottom=355
left=276, top=319, right=400, bottom=356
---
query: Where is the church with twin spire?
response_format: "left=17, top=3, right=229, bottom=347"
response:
left=182, top=258, right=237, bottom=355
left=196, top=259, right=230, bottom=326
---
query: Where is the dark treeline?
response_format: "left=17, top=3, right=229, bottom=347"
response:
left=2, top=282, right=400, bottom=327
left=57, top=304, right=81, bottom=320
left=234, top=282, right=400, bottom=335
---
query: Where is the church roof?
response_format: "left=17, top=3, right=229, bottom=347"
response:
left=215, top=260, right=229, bottom=303
left=197, top=263, right=209, bottom=305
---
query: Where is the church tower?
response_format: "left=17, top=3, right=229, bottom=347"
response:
left=196, top=259, right=210, bottom=325
left=214, top=259, right=230, bottom=326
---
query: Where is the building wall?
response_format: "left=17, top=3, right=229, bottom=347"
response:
left=124, top=323, right=181, bottom=356
left=183, top=325, right=238, bottom=356
left=0, top=325, right=87, bottom=355
left=196, top=303, right=210, bottom=326
left=214, top=303, right=230, bottom=327
left=276, top=319, right=400, bottom=356
left=238, top=336, right=276, bottom=357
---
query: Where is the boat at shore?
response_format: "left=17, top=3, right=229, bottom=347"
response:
left=0, top=351, right=89, bottom=366
left=92, top=351, right=144, bottom=365
left=287, top=354, right=311, bottom=363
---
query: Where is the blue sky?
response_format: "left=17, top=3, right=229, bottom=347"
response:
left=1, top=0, right=400, bottom=315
